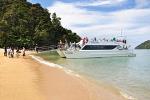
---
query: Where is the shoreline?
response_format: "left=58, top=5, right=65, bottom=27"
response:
left=34, top=51, right=137, bottom=100
left=0, top=49, right=126, bottom=100
left=31, top=54, right=128, bottom=100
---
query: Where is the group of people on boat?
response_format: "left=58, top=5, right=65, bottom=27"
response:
left=57, top=36, right=128, bottom=51
left=89, top=37, right=127, bottom=44
left=82, top=37, right=89, bottom=46
left=4, top=47, right=26, bottom=58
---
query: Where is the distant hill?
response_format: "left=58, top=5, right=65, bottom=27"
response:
left=135, top=40, right=150, bottom=49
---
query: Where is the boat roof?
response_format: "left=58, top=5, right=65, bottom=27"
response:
left=85, top=42, right=120, bottom=45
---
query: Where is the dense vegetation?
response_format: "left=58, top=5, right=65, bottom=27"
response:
left=0, top=0, right=80, bottom=48
left=135, top=40, right=150, bottom=49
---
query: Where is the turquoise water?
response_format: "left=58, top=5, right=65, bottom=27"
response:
left=40, top=50, right=150, bottom=100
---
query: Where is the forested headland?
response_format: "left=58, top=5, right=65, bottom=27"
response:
left=0, top=0, right=80, bottom=48
left=135, top=40, right=150, bottom=49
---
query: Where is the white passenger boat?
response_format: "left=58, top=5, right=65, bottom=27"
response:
left=57, top=37, right=136, bottom=58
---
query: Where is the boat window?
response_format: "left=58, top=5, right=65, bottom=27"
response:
left=82, top=45, right=117, bottom=50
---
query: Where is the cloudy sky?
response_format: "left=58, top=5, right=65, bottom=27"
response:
left=28, top=0, right=150, bottom=47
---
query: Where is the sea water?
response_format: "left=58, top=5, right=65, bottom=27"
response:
left=38, top=50, right=150, bottom=100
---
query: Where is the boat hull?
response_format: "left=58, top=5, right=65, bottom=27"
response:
left=56, top=49, right=66, bottom=58
left=60, top=50, right=136, bottom=58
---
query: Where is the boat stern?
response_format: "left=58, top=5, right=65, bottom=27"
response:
left=56, top=49, right=66, bottom=58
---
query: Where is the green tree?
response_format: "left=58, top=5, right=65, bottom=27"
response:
left=0, top=0, right=80, bottom=48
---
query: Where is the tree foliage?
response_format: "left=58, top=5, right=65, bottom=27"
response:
left=0, top=0, right=80, bottom=48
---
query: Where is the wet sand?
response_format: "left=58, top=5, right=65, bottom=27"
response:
left=0, top=49, right=126, bottom=100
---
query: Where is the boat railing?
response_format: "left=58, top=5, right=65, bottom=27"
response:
left=88, top=40, right=121, bottom=44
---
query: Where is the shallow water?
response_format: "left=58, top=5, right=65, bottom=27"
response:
left=39, top=50, right=150, bottom=100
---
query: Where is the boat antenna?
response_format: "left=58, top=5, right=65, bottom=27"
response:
left=121, top=29, right=123, bottom=37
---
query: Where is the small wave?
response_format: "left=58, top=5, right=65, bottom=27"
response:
left=30, top=55, right=81, bottom=78
left=30, top=55, right=63, bottom=69
left=63, top=68, right=81, bottom=78
left=120, top=91, right=137, bottom=100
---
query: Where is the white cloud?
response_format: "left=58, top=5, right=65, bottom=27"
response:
left=75, top=0, right=127, bottom=7
left=48, top=1, right=150, bottom=47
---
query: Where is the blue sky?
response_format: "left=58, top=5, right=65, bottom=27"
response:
left=28, top=0, right=150, bottom=47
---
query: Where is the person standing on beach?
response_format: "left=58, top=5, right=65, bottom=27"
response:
left=7, top=47, right=10, bottom=57
left=16, top=47, right=20, bottom=58
left=4, top=47, right=7, bottom=56
left=12, top=47, right=14, bottom=56
left=22, top=47, right=26, bottom=57
left=9, top=47, right=14, bottom=58
left=35, top=45, right=38, bottom=53
left=8, top=47, right=13, bottom=58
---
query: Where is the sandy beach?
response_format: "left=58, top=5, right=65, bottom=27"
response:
left=0, top=49, right=126, bottom=100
